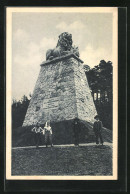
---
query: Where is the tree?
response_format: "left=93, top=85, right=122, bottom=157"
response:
left=86, top=60, right=113, bottom=129
left=83, top=64, right=90, bottom=72
left=12, top=95, right=30, bottom=129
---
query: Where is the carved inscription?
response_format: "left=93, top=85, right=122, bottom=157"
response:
left=43, top=97, right=59, bottom=110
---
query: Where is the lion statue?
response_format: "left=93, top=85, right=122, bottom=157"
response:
left=46, top=32, right=80, bottom=60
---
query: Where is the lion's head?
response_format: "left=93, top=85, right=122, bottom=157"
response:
left=46, top=32, right=79, bottom=60
left=56, top=32, right=73, bottom=51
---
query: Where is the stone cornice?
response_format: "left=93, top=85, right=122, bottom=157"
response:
left=40, top=53, right=84, bottom=66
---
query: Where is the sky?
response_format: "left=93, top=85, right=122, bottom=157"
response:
left=12, top=12, right=113, bottom=100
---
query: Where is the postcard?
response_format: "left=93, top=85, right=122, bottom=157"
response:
left=6, top=7, right=118, bottom=180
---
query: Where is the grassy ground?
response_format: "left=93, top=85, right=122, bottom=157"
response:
left=12, top=145, right=112, bottom=176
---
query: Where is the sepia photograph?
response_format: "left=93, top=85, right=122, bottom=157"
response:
left=6, top=7, right=118, bottom=180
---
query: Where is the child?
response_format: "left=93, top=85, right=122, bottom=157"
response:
left=44, top=121, right=53, bottom=147
left=31, top=122, right=43, bottom=148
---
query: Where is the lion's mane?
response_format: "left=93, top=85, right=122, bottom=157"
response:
left=46, top=32, right=79, bottom=60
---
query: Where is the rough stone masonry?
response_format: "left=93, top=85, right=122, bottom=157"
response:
left=23, top=53, right=97, bottom=126
left=23, top=32, right=97, bottom=126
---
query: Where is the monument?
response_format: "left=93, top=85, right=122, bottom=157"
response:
left=23, top=32, right=97, bottom=144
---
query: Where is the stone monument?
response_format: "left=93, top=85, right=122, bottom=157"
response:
left=23, top=32, right=97, bottom=144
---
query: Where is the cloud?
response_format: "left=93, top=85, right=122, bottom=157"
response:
left=56, top=21, right=88, bottom=54
left=13, top=51, right=41, bottom=100
left=39, top=37, right=57, bottom=61
left=56, top=22, right=68, bottom=31
left=80, top=44, right=112, bottom=67
left=69, top=21, right=86, bottom=30
left=56, top=20, right=86, bottom=31
left=12, top=22, right=112, bottom=100
left=12, top=36, right=57, bottom=100
left=14, top=28, right=29, bottom=40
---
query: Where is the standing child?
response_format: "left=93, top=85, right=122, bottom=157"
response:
left=44, top=121, right=53, bottom=147
left=31, top=122, right=43, bottom=148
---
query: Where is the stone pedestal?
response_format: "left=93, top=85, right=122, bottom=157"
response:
left=23, top=54, right=97, bottom=126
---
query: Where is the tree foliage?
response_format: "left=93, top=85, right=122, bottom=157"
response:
left=12, top=95, right=30, bottom=129
left=86, top=60, right=113, bottom=129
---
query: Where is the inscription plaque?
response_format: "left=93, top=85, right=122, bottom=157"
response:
left=43, top=97, right=59, bottom=109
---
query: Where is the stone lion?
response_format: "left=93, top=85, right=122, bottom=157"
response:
left=46, top=32, right=80, bottom=60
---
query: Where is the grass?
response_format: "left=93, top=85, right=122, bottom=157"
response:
left=12, top=145, right=112, bottom=176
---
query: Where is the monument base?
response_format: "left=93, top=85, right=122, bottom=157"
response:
left=23, top=54, right=97, bottom=126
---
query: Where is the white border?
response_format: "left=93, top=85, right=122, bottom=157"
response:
left=6, top=7, right=118, bottom=180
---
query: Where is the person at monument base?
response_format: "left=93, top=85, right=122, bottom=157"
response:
left=73, top=118, right=81, bottom=146
left=44, top=121, right=53, bottom=148
left=93, top=115, right=104, bottom=145
left=31, top=122, right=43, bottom=148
